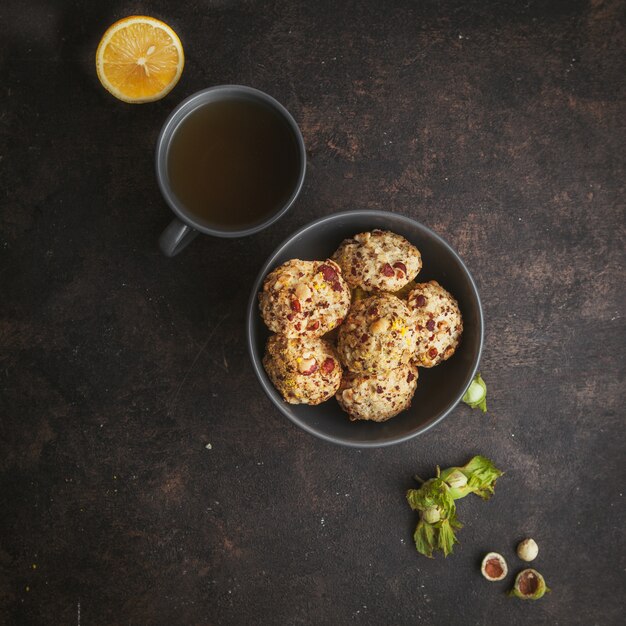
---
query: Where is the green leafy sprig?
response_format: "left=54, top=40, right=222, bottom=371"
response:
left=406, top=456, right=503, bottom=558
left=407, top=471, right=462, bottom=558
left=439, top=455, right=503, bottom=501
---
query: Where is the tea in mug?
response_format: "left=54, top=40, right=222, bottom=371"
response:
left=167, top=98, right=301, bottom=230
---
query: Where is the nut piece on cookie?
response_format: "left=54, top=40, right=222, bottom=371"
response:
left=336, top=363, right=418, bottom=421
left=337, top=293, right=418, bottom=374
left=262, top=334, right=342, bottom=405
left=407, top=280, right=463, bottom=368
left=332, top=230, right=422, bottom=292
left=259, top=259, right=351, bottom=338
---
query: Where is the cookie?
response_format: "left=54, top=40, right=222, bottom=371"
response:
left=263, top=334, right=342, bottom=405
left=332, top=230, right=421, bottom=292
left=336, top=364, right=418, bottom=421
left=259, top=259, right=351, bottom=338
left=407, top=281, right=463, bottom=367
left=337, top=293, right=418, bottom=373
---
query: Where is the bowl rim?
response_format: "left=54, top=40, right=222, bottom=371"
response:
left=246, top=210, right=484, bottom=448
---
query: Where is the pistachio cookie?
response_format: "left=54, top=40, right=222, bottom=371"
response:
left=263, top=334, right=342, bottom=405
left=332, top=230, right=421, bottom=292
left=336, top=363, right=418, bottom=421
left=337, top=294, right=418, bottom=374
left=259, top=259, right=351, bottom=338
left=407, top=281, right=463, bottom=367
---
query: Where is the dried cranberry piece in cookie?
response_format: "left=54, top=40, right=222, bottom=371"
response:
left=321, top=357, right=335, bottom=374
left=318, top=263, right=338, bottom=283
left=381, top=263, right=394, bottom=277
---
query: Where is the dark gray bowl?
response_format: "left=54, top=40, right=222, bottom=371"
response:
left=246, top=211, right=483, bottom=447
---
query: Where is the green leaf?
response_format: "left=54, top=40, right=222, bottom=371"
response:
left=408, top=478, right=461, bottom=558
left=463, top=455, right=503, bottom=500
left=407, top=455, right=503, bottom=558
left=407, top=478, right=456, bottom=516
left=462, top=373, right=487, bottom=412
left=440, top=455, right=503, bottom=501
left=437, top=519, right=459, bottom=557
left=414, top=519, right=436, bottom=558
left=406, top=489, right=424, bottom=511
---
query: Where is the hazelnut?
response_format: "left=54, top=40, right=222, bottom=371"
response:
left=295, top=283, right=312, bottom=301
left=444, top=469, right=468, bottom=490
left=480, top=552, right=508, bottom=581
left=298, top=357, right=317, bottom=374
left=341, top=388, right=354, bottom=402
left=272, top=276, right=289, bottom=290
left=370, top=318, right=390, bottom=334
left=516, top=538, right=539, bottom=562
left=421, top=506, right=441, bottom=524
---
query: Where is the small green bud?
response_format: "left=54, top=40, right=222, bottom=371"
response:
left=462, top=373, right=487, bottom=412
left=422, top=506, right=441, bottom=524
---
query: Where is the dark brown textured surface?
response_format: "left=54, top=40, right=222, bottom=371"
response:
left=1, top=0, right=625, bottom=624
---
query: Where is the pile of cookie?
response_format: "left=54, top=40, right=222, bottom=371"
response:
left=258, top=230, right=463, bottom=422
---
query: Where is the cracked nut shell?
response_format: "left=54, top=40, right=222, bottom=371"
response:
left=480, top=552, right=508, bottom=581
left=509, top=568, right=550, bottom=600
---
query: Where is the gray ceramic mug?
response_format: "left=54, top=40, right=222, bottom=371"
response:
left=156, top=86, right=306, bottom=256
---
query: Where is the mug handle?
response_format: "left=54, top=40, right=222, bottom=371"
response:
left=159, top=218, right=198, bottom=257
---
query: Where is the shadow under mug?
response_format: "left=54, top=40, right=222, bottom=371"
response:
left=156, top=85, right=306, bottom=257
